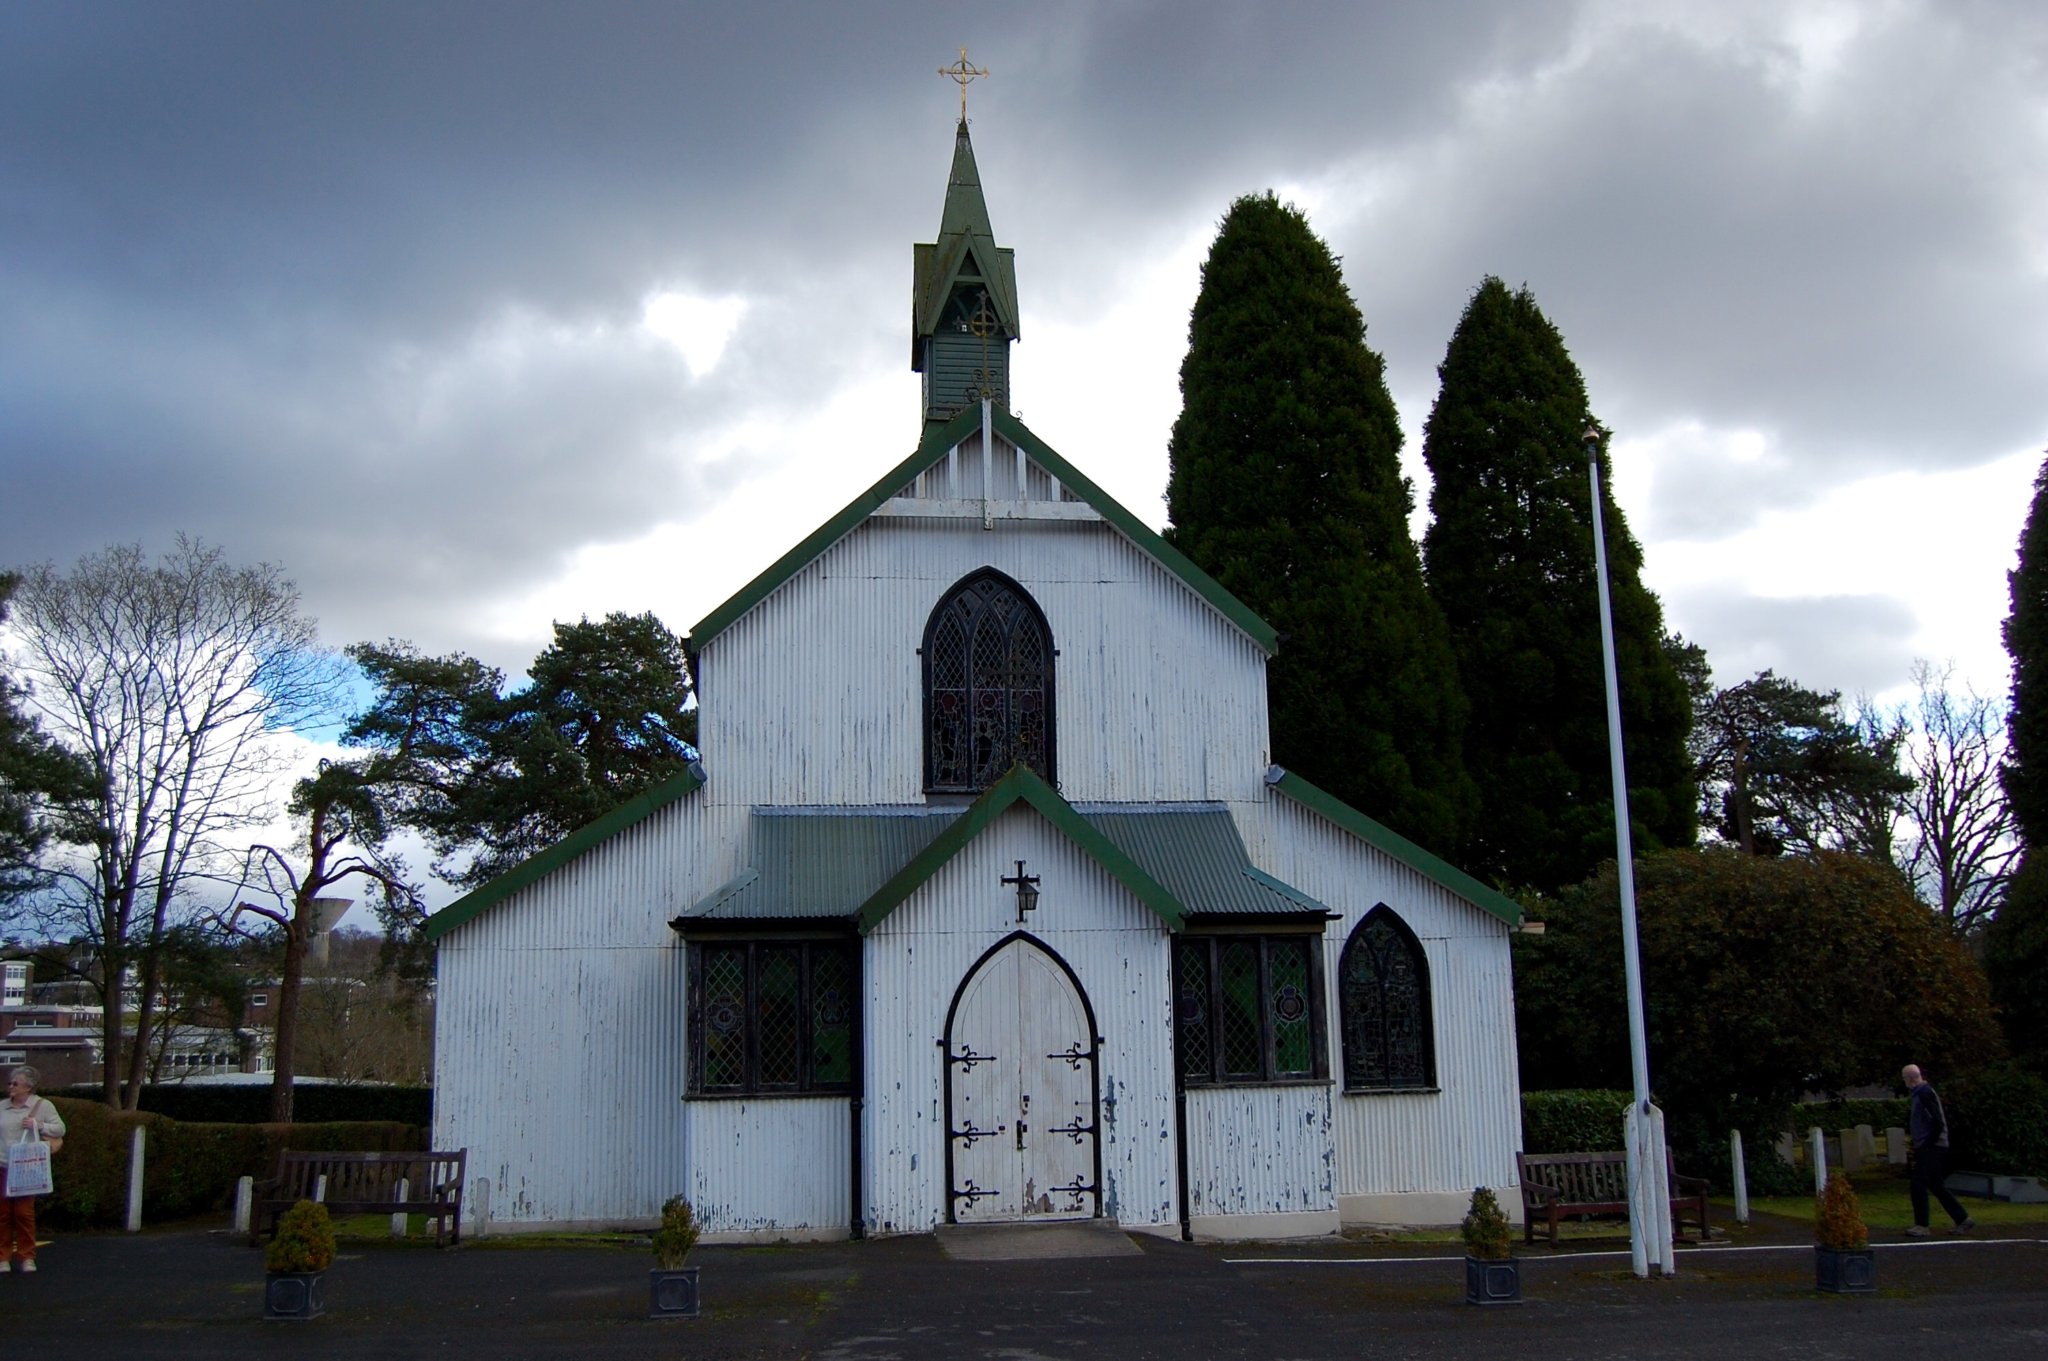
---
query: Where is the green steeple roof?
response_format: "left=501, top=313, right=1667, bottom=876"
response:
left=912, top=120, right=1019, bottom=424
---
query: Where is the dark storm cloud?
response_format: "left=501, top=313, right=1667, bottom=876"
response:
left=3, top=1, right=2042, bottom=679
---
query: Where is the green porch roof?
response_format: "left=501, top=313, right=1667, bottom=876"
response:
left=687, top=403, right=1279, bottom=655
left=673, top=788, right=1330, bottom=931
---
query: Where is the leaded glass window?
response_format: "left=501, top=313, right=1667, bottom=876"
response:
left=924, top=570, right=1054, bottom=792
left=687, top=939, right=858, bottom=1096
left=1339, top=907, right=1435, bottom=1091
left=1174, top=934, right=1327, bottom=1086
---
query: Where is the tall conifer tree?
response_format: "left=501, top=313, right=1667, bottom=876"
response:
left=2002, top=454, right=2048, bottom=848
left=1987, top=452, right=2048, bottom=1069
left=1421, top=277, right=1694, bottom=891
left=1166, top=194, right=1473, bottom=852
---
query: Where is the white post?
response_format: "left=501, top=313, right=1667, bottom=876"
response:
left=1809, top=1127, right=1828, bottom=1196
left=471, top=1176, right=491, bottom=1240
left=314, top=1173, right=328, bottom=1203
left=1730, top=1130, right=1750, bottom=1225
left=233, top=1175, right=254, bottom=1234
left=391, top=1178, right=409, bottom=1238
left=125, top=1126, right=146, bottom=1232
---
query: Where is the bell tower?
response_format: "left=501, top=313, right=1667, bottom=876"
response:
left=912, top=62, right=1018, bottom=432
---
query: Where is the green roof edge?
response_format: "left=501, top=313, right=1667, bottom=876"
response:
left=423, top=763, right=708, bottom=942
left=854, top=764, right=1187, bottom=935
left=687, top=406, right=1278, bottom=656
left=1264, top=768, right=1524, bottom=928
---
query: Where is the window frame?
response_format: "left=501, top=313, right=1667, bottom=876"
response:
left=685, top=936, right=859, bottom=1099
left=921, top=568, right=1056, bottom=794
left=1173, top=930, right=1329, bottom=1088
left=1337, top=905, right=1438, bottom=1094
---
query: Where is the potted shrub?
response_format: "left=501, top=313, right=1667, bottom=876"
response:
left=648, top=1194, right=701, bottom=1319
left=1814, top=1171, right=1875, bottom=1294
left=1462, top=1185, right=1521, bottom=1305
left=264, top=1199, right=336, bottom=1321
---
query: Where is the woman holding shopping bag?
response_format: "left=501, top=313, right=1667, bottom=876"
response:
left=2, top=1066, right=65, bottom=1272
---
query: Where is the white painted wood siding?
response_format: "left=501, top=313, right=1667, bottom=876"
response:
left=1232, top=795, right=1526, bottom=1201
left=1182, top=1084, right=1335, bottom=1217
left=862, top=806, right=1179, bottom=1234
left=685, top=1097, right=851, bottom=1237
left=695, top=438, right=1271, bottom=808
left=433, top=796, right=746, bottom=1227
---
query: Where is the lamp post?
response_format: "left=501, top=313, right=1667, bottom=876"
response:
left=1584, top=424, right=1671, bottom=1278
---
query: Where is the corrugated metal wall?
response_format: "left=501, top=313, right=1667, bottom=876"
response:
left=862, top=807, right=1179, bottom=1234
left=1183, top=1084, right=1335, bottom=1216
left=685, top=1097, right=851, bottom=1234
left=696, top=485, right=1272, bottom=808
left=1232, top=795, right=1526, bottom=1200
left=433, top=797, right=742, bottom=1227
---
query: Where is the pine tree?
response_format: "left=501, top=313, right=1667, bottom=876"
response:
left=1421, top=277, right=1695, bottom=891
left=1166, top=194, right=1474, bottom=852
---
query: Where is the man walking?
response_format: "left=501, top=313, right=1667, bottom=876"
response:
left=1902, top=1064, right=1976, bottom=1237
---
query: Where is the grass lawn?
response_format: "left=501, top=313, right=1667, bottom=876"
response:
left=1738, top=1173, right=2048, bottom=1232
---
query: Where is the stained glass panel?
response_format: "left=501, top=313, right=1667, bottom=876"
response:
left=810, top=945, right=853, bottom=1086
left=700, top=947, right=748, bottom=1090
left=1219, top=941, right=1263, bottom=1078
left=756, top=947, right=801, bottom=1087
left=924, top=572, right=1052, bottom=791
left=1175, top=941, right=1212, bottom=1082
left=1341, top=912, right=1431, bottom=1089
left=1268, top=939, right=1313, bottom=1077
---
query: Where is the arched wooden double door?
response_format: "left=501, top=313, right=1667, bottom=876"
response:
left=942, top=934, right=1101, bottom=1223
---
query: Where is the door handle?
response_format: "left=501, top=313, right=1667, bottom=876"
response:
left=1015, top=1119, right=1027, bottom=1150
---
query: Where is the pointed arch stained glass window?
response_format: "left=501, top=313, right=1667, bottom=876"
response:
left=1339, top=907, right=1435, bottom=1091
left=924, top=571, right=1054, bottom=792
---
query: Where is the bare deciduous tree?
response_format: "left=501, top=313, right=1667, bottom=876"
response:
left=4, top=538, right=343, bottom=1108
left=1898, top=660, right=2019, bottom=934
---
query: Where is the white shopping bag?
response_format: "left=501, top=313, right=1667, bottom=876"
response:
left=7, top=1125, right=52, bottom=1197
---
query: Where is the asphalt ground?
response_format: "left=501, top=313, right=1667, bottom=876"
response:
left=8, top=1210, right=2047, bottom=1361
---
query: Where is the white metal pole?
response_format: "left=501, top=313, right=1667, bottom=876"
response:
left=1585, top=426, right=1662, bottom=1277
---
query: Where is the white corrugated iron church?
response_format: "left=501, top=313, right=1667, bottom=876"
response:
left=427, top=114, right=1527, bottom=1241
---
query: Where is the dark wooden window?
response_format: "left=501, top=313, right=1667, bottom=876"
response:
left=924, top=570, right=1054, bottom=792
left=1174, top=934, right=1325, bottom=1086
left=687, top=939, right=857, bottom=1096
left=1339, top=907, right=1435, bottom=1091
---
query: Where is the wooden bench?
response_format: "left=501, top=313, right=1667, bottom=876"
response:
left=252, top=1149, right=467, bottom=1248
left=1516, top=1149, right=1711, bottom=1247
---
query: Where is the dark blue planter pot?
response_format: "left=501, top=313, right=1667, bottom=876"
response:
left=264, top=1271, right=325, bottom=1320
left=1465, top=1255, right=1521, bottom=1305
left=649, top=1266, right=700, bottom=1319
left=1815, top=1246, right=1875, bottom=1294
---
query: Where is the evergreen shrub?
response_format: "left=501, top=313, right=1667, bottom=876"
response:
left=265, top=1200, right=336, bottom=1274
left=1946, top=1064, right=2048, bottom=1175
left=1461, top=1186, right=1512, bottom=1260
left=59, top=1083, right=432, bottom=1126
left=1815, top=1172, right=1867, bottom=1251
left=1520, top=1090, right=1632, bottom=1154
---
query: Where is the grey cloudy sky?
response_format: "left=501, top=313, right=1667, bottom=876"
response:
left=5, top=0, right=2044, bottom=708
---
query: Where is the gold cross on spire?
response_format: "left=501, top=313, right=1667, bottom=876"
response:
left=939, top=46, right=988, bottom=121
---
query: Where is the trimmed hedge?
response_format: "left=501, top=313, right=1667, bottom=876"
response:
left=1947, top=1064, right=2048, bottom=1176
left=57, top=1083, right=432, bottom=1127
left=1521, top=1089, right=1634, bottom=1155
left=38, top=1096, right=425, bottom=1229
